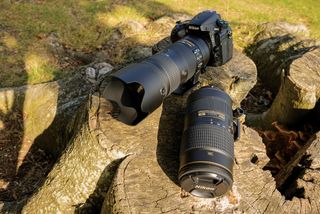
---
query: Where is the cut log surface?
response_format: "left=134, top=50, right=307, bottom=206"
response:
left=19, top=43, right=260, bottom=213
left=100, top=103, right=275, bottom=214
left=101, top=105, right=320, bottom=214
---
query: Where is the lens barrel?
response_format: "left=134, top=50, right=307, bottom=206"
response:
left=103, top=35, right=210, bottom=125
left=179, top=86, right=235, bottom=198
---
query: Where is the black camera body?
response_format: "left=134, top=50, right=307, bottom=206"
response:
left=170, top=11, right=233, bottom=94
left=103, top=10, right=233, bottom=125
left=171, top=11, right=233, bottom=67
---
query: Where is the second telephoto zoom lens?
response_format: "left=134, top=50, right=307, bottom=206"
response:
left=178, top=86, right=236, bottom=198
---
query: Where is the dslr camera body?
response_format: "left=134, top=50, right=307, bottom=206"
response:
left=170, top=11, right=233, bottom=93
left=171, top=11, right=233, bottom=66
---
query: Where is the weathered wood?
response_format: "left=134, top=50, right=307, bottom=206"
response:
left=0, top=73, right=91, bottom=157
left=21, top=99, right=126, bottom=213
left=101, top=105, right=320, bottom=214
left=100, top=100, right=276, bottom=214
left=0, top=64, right=112, bottom=213
left=275, top=132, right=319, bottom=188
left=4, top=24, right=319, bottom=214
left=246, top=23, right=320, bottom=129
left=0, top=73, right=92, bottom=213
left=246, top=22, right=317, bottom=93
left=19, top=44, right=258, bottom=213
left=300, top=132, right=320, bottom=203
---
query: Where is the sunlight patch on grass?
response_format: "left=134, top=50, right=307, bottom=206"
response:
left=0, top=90, right=14, bottom=114
left=24, top=48, right=60, bottom=85
left=254, top=0, right=320, bottom=38
left=0, top=0, right=115, bottom=87
left=2, top=34, right=18, bottom=49
left=0, top=1, right=113, bottom=50
left=96, top=5, right=149, bottom=28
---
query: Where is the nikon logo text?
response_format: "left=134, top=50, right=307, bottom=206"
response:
left=195, top=185, right=215, bottom=191
left=189, top=26, right=200, bottom=30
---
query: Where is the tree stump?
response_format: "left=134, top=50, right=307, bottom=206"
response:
left=103, top=123, right=320, bottom=214
left=0, top=73, right=92, bottom=212
left=0, top=66, right=110, bottom=213
left=4, top=31, right=318, bottom=214
left=245, top=23, right=320, bottom=129
left=246, top=22, right=317, bottom=94
left=18, top=42, right=259, bottom=213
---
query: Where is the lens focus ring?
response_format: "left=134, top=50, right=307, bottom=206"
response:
left=181, top=124, right=234, bottom=158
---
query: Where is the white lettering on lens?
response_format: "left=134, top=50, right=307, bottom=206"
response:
left=195, top=185, right=215, bottom=191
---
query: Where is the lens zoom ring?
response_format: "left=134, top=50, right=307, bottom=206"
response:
left=181, top=124, right=234, bottom=157
left=158, top=54, right=181, bottom=93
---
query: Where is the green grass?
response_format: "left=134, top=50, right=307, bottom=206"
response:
left=0, top=0, right=319, bottom=87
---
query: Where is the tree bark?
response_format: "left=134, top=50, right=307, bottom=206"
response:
left=21, top=98, right=127, bottom=213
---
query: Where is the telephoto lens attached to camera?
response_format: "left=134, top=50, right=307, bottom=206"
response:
left=103, top=10, right=233, bottom=125
left=178, top=86, right=242, bottom=198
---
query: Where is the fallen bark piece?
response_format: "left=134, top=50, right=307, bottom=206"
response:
left=274, top=131, right=319, bottom=187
